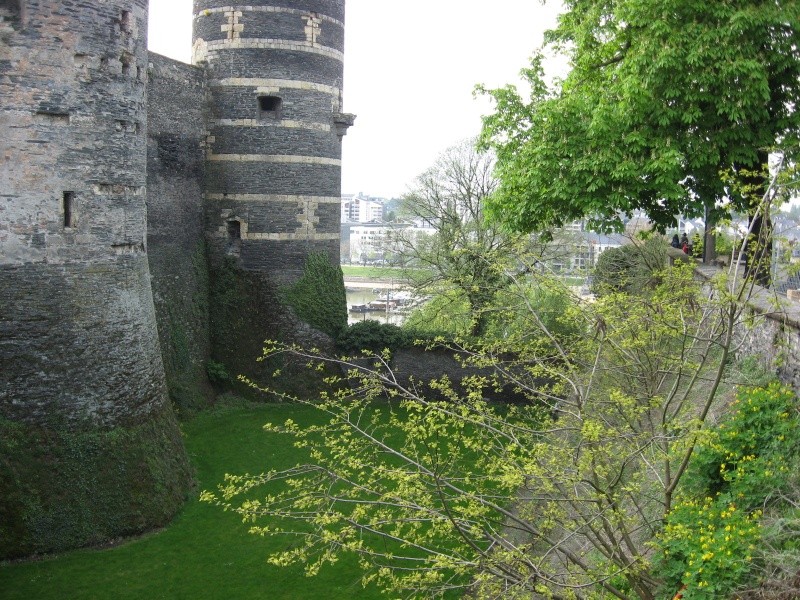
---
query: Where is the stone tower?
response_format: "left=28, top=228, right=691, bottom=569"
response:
left=192, top=0, right=354, bottom=380
left=0, top=0, right=191, bottom=558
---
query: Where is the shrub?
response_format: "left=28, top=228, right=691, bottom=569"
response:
left=206, top=360, right=231, bottom=385
left=282, top=252, right=347, bottom=338
left=657, top=383, right=800, bottom=599
left=591, top=237, right=666, bottom=297
left=336, top=320, right=413, bottom=354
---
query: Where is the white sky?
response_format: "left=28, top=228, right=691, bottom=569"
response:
left=147, top=1, right=564, bottom=199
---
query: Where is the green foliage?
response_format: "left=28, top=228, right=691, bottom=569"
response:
left=691, top=232, right=704, bottom=259
left=714, top=233, right=736, bottom=259
left=591, top=238, right=667, bottom=296
left=404, top=276, right=582, bottom=346
left=336, top=320, right=413, bottom=355
left=393, top=140, right=533, bottom=337
left=658, top=384, right=800, bottom=599
left=592, top=245, right=640, bottom=295
left=205, top=262, right=747, bottom=599
left=686, top=383, right=799, bottom=507
left=206, top=360, right=231, bottom=385
left=479, top=1, right=800, bottom=233
left=482, top=276, right=581, bottom=343
left=283, top=252, right=347, bottom=338
left=659, top=496, right=762, bottom=599
left=402, top=290, right=473, bottom=338
left=205, top=393, right=549, bottom=597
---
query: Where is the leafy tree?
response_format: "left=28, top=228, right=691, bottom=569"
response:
left=203, top=134, right=796, bottom=599
left=402, top=289, right=474, bottom=338
left=403, top=271, right=581, bottom=343
left=392, top=140, right=523, bottom=337
left=393, top=140, right=580, bottom=337
left=282, top=252, right=347, bottom=338
left=479, top=0, right=800, bottom=280
left=205, top=256, right=765, bottom=598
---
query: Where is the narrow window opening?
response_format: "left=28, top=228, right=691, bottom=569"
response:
left=227, top=220, right=241, bottom=240
left=63, top=191, right=74, bottom=228
left=120, top=10, right=131, bottom=33
left=258, top=95, right=282, bottom=119
left=121, top=53, right=132, bottom=76
left=0, top=0, right=24, bottom=26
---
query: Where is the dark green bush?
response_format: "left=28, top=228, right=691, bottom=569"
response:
left=282, top=252, right=347, bottom=338
left=206, top=360, right=231, bottom=385
left=336, top=320, right=413, bottom=354
left=591, top=237, right=666, bottom=297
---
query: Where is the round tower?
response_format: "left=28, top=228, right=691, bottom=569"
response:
left=192, top=1, right=354, bottom=382
left=0, top=1, right=191, bottom=558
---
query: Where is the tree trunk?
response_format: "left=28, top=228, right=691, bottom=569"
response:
left=703, top=203, right=716, bottom=263
left=742, top=150, right=772, bottom=287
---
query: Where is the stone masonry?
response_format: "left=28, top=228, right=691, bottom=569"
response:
left=0, top=0, right=353, bottom=557
left=193, top=0, right=353, bottom=388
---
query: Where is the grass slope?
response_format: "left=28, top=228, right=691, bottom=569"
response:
left=0, top=403, right=383, bottom=600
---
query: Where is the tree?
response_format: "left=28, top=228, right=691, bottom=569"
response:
left=393, top=140, right=527, bottom=337
left=590, top=236, right=667, bottom=297
left=479, top=0, right=800, bottom=280
left=200, top=169, right=800, bottom=599
left=206, top=259, right=757, bottom=599
left=393, top=140, right=580, bottom=337
left=203, top=163, right=800, bottom=595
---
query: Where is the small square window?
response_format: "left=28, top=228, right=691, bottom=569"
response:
left=258, top=95, right=282, bottom=119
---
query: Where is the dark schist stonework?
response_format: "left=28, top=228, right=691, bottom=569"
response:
left=0, top=0, right=353, bottom=558
left=146, top=54, right=213, bottom=412
left=195, top=0, right=353, bottom=390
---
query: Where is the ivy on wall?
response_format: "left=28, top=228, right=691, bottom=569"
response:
left=282, top=252, right=347, bottom=338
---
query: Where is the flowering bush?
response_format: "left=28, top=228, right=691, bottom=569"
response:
left=657, top=383, right=800, bottom=599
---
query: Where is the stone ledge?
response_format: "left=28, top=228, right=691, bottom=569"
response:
left=194, top=5, right=344, bottom=28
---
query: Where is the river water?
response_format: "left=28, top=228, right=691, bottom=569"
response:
left=345, top=284, right=407, bottom=326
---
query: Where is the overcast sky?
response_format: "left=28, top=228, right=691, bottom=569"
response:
left=147, top=1, right=564, bottom=199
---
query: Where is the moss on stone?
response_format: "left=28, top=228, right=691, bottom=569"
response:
left=0, top=406, right=193, bottom=560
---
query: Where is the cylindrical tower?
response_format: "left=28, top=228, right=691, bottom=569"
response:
left=192, top=1, right=354, bottom=381
left=0, top=1, right=191, bottom=558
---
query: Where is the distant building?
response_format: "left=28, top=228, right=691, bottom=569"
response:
left=348, top=220, right=435, bottom=265
left=571, top=232, right=627, bottom=271
left=349, top=223, right=392, bottom=264
left=341, top=193, right=385, bottom=223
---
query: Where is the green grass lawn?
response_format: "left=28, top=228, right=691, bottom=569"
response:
left=0, top=403, right=384, bottom=600
left=342, top=265, right=425, bottom=279
left=340, top=265, right=408, bottom=279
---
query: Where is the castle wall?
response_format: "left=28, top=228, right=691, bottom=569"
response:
left=679, top=256, right=800, bottom=393
left=146, top=52, right=213, bottom=411
left=0, top=0, right=191, bottom=559
left=0, top=0, right=355, bottom=558
left=193, top=0, right=352, bottom=388
left=731, top=286, right=800, bottom=393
